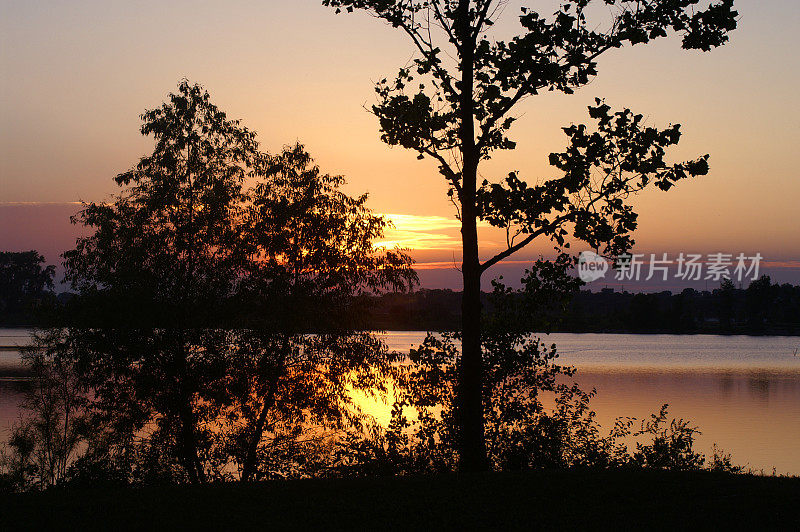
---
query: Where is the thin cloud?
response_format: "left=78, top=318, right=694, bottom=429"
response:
left=375, top=213, right=503, bottom=251
left=0, top=201, right=83, bottom=206
left=376, top=213, right=462, bottom=250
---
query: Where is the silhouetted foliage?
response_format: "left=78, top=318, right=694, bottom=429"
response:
left=325, top=0, right=737, bottom=470
left=631, top=404, right=704, bottom=471
left=330, top=261, right=737, bottom=476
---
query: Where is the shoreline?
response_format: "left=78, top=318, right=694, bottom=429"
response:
left=4, top=470, right=799, bottom=529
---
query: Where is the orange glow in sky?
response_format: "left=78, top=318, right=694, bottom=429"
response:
left=1, top=1, right=798, bottom=287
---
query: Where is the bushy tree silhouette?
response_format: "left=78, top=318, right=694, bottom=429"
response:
left=55, top=81, right=415, bottom=484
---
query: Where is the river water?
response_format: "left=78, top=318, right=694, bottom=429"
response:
left=2, top=329, right=799, bottom=474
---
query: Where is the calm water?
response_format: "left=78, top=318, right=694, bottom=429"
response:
left=2, top=329, right=799, bottom=474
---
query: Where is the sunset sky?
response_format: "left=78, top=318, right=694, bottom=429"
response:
left=2, top=0, right=798, bottom=289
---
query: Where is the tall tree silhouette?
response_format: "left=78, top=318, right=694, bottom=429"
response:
left=64, top=80, right=261, bottom=483
left=324, top=0, right=737, bottom=471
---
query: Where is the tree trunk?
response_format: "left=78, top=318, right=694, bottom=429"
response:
left=240, top=344, right=285, bottom=482
left=456, top=0, right=486, bottom=472
left=240, top=387, right=276, bottom=482
left=176, top=331, right=205, bottom=484
left=178, top=397, right=204, bottom=484
left=460, top=207, right=485, bottom=472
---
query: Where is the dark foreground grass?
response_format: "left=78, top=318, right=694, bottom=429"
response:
left=3, top=470, right=799, bottom=530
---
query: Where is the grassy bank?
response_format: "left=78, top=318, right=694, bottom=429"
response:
left=3, top=470, right=799, bottom=530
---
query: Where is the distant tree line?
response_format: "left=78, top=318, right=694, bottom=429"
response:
left=0, top=251, right=61, bottom=327
left=4, top=255, right=799, bottom=336
left=360, top=277, right=800, bottom=335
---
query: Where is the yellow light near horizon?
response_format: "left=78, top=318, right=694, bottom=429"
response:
left=347, top=386, right=394, bottom=427
left=375, top=213, right=463, bottom=251
left=383, top=214, right=462, bottom=232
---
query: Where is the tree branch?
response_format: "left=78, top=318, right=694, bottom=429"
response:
left=430, top=1, right=457, bottom=48
left=421, top=145, right=462, bottom=196
left=395, top=19, right=457, bottom=99
left=472, top=0, right=496, bottom=41
left=480, top=228, right=541, bottom=273
left=475, top=42, right=617, bottom=153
